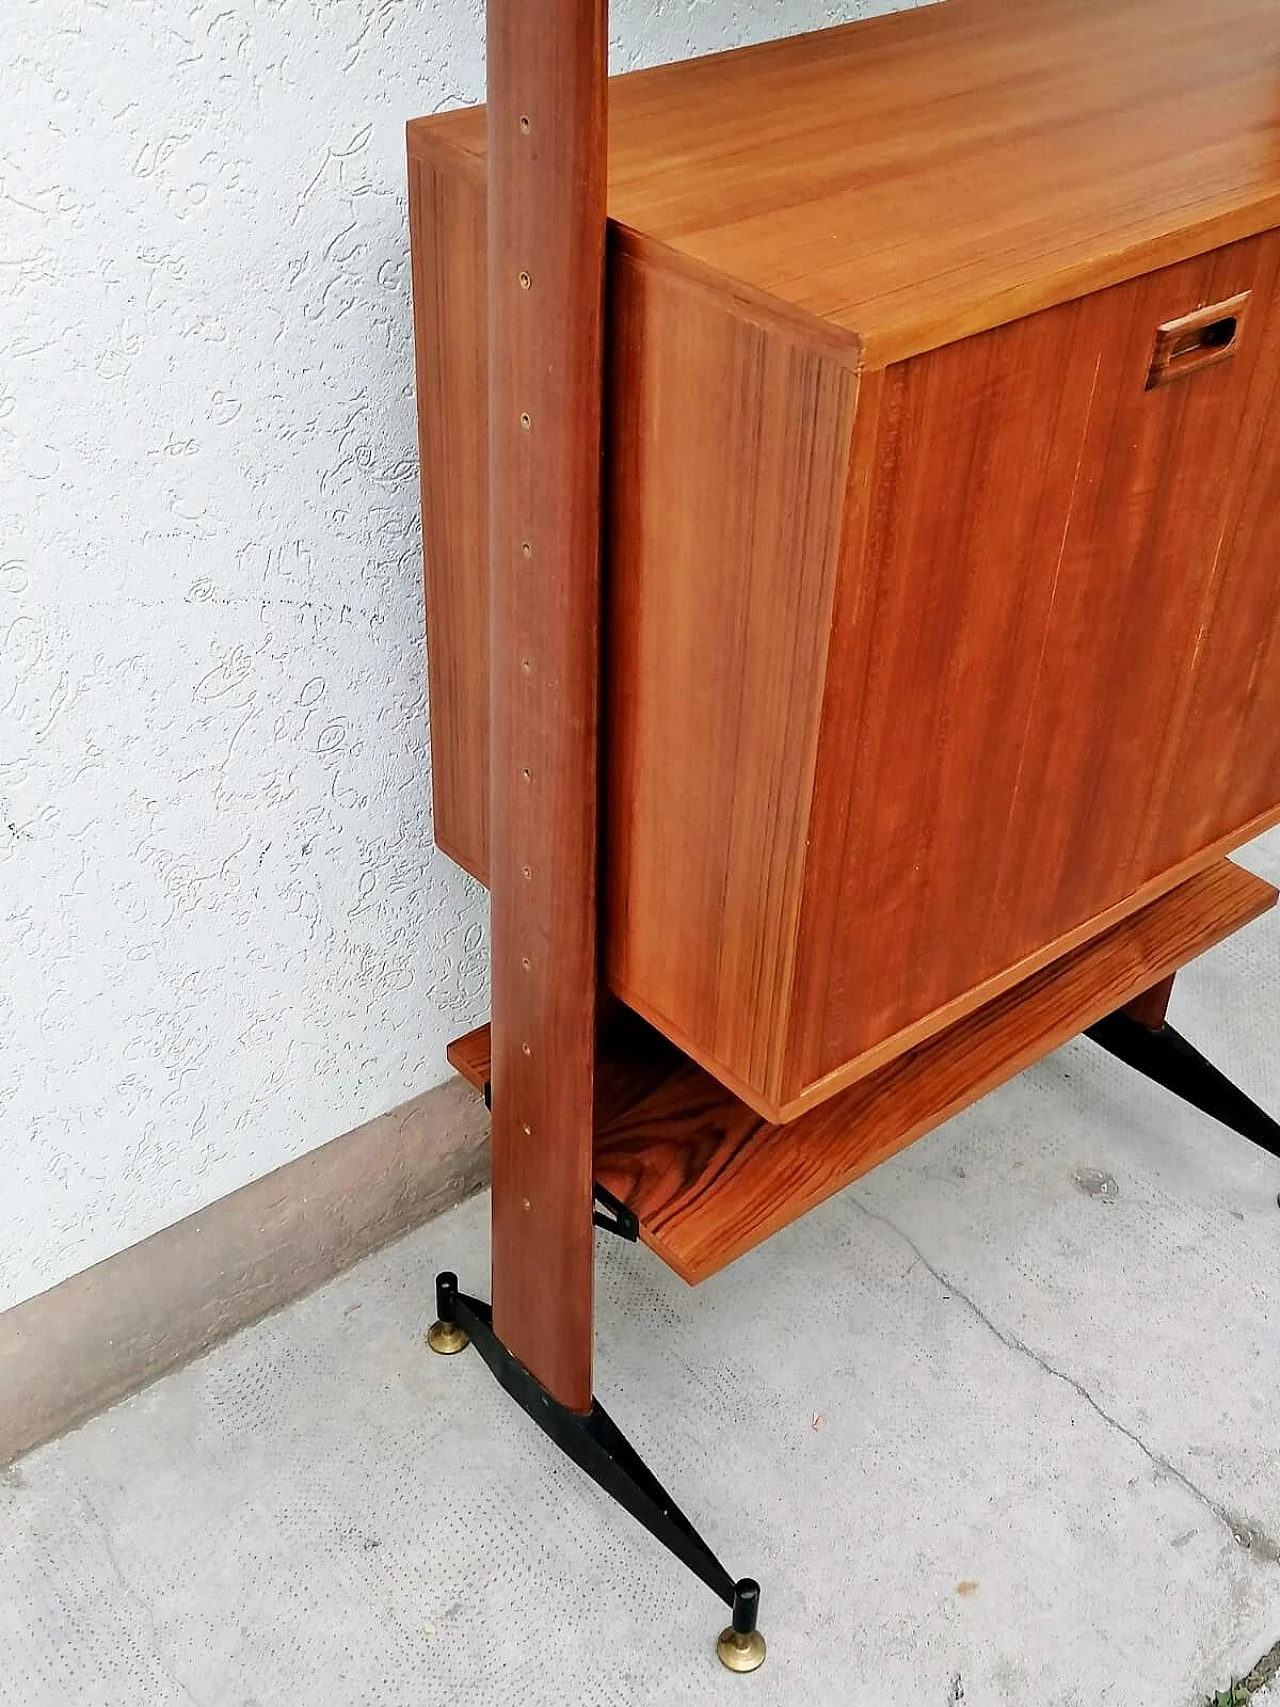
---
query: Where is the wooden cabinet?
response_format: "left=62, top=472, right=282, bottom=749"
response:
left=409, top=0, right=1280, bottom=1124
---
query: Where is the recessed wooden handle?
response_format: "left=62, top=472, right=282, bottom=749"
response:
left=1146, top=290, right=1250, bottom=389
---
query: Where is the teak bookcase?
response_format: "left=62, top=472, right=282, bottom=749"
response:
left=409, top=0, right=1280, bottom=1666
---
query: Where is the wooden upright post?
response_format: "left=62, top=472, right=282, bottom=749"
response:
left=486, top=0, right=608, bottom=1411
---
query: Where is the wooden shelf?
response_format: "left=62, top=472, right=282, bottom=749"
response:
left=448, top=859, right=1275, bottom=1284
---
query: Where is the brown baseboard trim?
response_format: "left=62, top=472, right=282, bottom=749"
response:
left=0, top=1073, right=488, bottom=1467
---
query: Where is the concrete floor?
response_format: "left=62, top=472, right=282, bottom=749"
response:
left=6, top=838, right=1280, bottom=1706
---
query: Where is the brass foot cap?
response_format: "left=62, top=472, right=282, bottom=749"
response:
left=716, top=1628, right=766, bottom=1673
left=426, top=1320, right=469, bottom=1355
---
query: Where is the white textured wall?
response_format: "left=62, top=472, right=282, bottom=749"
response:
left=1, top=0, right=914, bottom=1314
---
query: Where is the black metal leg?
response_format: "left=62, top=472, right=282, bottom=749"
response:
left=428, top=1273, right=766, bottom=1671
left=1086, top=1011, right=1280, bottom=1161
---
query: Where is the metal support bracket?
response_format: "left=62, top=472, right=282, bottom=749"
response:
left=428, top=1272, right=765, bottom=1671
left=593, top=1182, right=639, bottom=1241
left=1086, top=1010, right=1280, bottom=1161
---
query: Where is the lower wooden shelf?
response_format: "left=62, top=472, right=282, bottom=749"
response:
left=448, top=858, right=1275, bottom=1285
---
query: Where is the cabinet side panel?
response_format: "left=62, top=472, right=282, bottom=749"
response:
left=408, top=152, right=490, bottom=884
left=604, top=246, right=860, bottom=1105
left=790, top=231, right=1280, bottom=1101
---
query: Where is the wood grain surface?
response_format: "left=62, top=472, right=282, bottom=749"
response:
left=1122, top=974, right=1178, bottom=1031
left=446, top=1024, right=490, bottom=1091
left=485, top=0, right=606, bottom=1410
left=604, top=243, right=861, bottom=1100
left=410, top=0, right=1280, bottom=367
left=407, top=152, right=489, bottom=885
left=449, top=860, right=1276, bottom=1284
left=785, top=231, right=1280, bottom=1115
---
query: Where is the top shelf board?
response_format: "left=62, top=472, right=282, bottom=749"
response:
left=408, top=0, right=1280, bottom=367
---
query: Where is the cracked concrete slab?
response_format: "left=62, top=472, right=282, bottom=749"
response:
left=846, top=1191, right=1280, bottom=1569
left=4, top=834, right=1280, bottom=1706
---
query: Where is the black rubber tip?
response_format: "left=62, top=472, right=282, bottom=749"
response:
left=731, top=1579, right=761, bottom=1635
left=435, top=1271, right=459, bottom=1322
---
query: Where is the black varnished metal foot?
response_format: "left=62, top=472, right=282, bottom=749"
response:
left=428, top=1272, right=765, bottom=1669
left=1086, top=1011, right=1280, bottom=1161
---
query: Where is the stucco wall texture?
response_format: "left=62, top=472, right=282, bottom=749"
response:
left=1, top=0, right=915, bottom=1313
